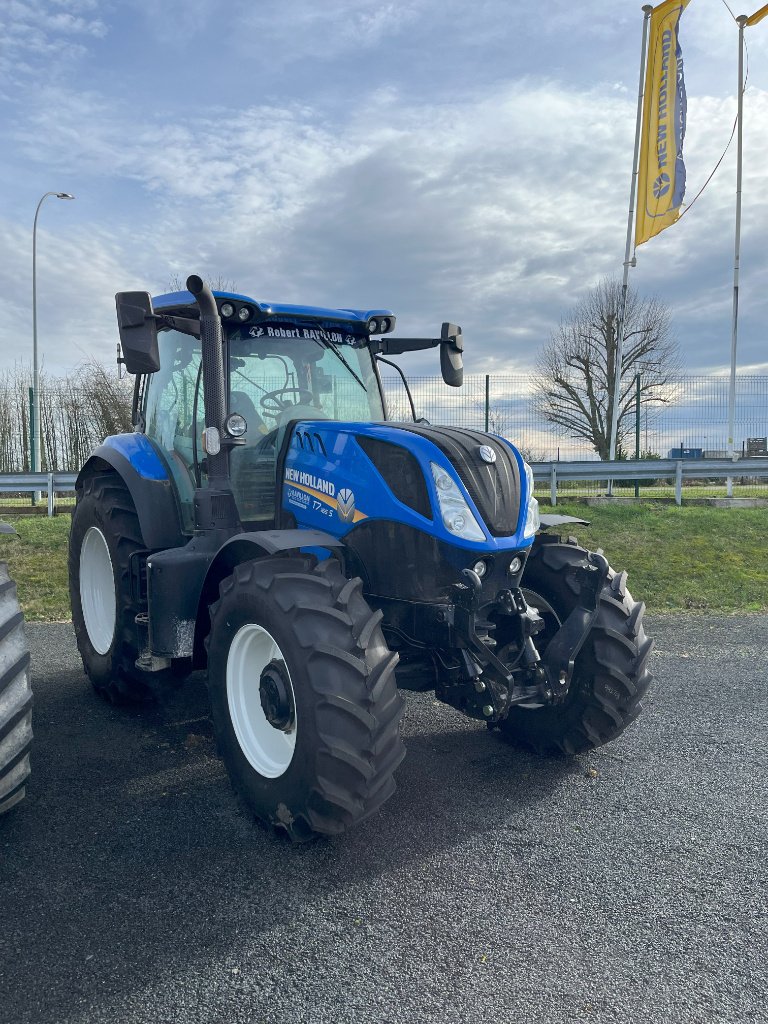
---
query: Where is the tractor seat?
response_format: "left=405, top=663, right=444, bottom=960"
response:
left=231, top=390, right=267, bottom=439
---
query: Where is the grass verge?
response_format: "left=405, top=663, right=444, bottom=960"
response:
left=1, top=502, right=767, bottom=621
left=546, top=502, right=768, bottom=613
left=0, top=516, right=71, bottom=621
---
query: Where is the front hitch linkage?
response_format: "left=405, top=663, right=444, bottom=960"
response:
left=450, top=552, right=611, bottom=720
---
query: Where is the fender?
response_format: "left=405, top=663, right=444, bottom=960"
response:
left=167, top=529, right=344, bottom=666
left=538, top=514, right=590, bottom=530
left=76, top=440, right=185, bottom=550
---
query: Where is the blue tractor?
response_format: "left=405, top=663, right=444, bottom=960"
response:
left=68, top=276, right=652, bottom=841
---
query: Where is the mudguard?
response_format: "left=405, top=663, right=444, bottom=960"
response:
left=157, top=528, right=344, bottom=665
left=76, top=439, right=185, bottom=550
left=538, top=514, right=590, bottom=529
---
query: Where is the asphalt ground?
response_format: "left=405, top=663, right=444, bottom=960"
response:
left=1, top=615, right=767, bottom=1024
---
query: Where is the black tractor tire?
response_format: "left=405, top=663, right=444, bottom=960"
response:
left=0, top=562, right=32, bottom=815
left=69, top=473, right=185, bottom=703
left=498, top=538, right=653, bottom=755
left=207, top=555, right=405, bottom=842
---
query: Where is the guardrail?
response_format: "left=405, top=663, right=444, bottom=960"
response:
left=1, top=458, right=767, bottom=516
left=531, top=458, right=768, bottom=506
left=0, top=472, right=78, bottom=516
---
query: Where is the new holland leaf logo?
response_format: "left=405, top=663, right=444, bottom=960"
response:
left=653, top=173, right=671, bottom=199
left=336, top=488, right=356, bottom=523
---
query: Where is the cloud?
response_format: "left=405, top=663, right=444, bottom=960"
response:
left=0, top=0, right=107, bottom=81
left=4, top=6, right=768, bottom=380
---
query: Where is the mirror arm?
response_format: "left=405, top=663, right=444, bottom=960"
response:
left=373, top=337, right=440, bottom=356
left=154, top=313, right=201, bottom=338
left=373, top=324, right=462, bottom=356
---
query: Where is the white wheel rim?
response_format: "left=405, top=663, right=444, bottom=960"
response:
left=226, top=623, right=297, bottom=778
left=80, top=526, right=116, bottom=655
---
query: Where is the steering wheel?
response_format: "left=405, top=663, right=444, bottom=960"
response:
left=259, top=387, right=315, bottom=417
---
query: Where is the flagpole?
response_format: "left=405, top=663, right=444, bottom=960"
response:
left=609, top=4, right=653, bottom=469
left=726, top=14, right=748, bottom=496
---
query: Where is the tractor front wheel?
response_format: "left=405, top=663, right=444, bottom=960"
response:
left=207, top=556, right=405, bottom=841
left=498, top=538, right=653, bottom=755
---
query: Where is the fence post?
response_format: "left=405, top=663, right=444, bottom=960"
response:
left=47, top=472, right=55, bottom=516
left=675, top=461, right=683, bottom=506
left=484, top=375, right=489, bottom=432
left=550, top=464, right=557, bottom=507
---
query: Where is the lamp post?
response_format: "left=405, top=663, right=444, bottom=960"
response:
left=32, top=191, right=75, bottom=497
left=726, top=15, right=749, bottom=498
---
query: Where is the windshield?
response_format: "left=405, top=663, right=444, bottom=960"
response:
left=227, top=323, right=384, bottom=429
left=142, top=322, right=386, bottom=531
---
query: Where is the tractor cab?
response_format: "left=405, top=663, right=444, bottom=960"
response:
left=119, top=286, right=463, bottom=532
left=135, top=292, right=391, bottom=530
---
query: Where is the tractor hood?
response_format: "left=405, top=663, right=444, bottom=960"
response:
left=280, top=420, right=533, bottom=554
left=384, top=424, right=522, bottom=537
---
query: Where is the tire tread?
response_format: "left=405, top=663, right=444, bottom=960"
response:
left=208, top=556, right=404, bottom=841
left=0, top=561, right=32, bottom=816
left=501, top=539, right=653, bottom=755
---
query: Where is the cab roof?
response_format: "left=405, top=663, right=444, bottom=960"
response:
left=152, top=289, right=394, bottom=336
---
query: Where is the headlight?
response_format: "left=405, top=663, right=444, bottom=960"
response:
left=225, top=412, right=247, bottom=437
left=522, top=461, right=540, bottom=539
left=430, top=463, right=485, bottom=542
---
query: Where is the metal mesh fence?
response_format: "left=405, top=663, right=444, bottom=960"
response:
left=2, top=374, right=766, bottom=497
left=382, top=374, right=768, bottom=497
left=383, top=374, right=768, bottom=458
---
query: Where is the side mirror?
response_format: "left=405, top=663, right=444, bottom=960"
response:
left=440, top=322, right=464, bottom=388
left=115, top=291, right=161, bottom=374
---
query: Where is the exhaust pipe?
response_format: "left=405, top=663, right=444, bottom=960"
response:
left=187, top=274, right=228, bottom=485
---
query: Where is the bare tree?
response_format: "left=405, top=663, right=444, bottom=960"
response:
left=0, top=362, right=132, bottom=473
left=165, top=274, right=237, bottom=293
left=533, top=278, right=680, bottom=460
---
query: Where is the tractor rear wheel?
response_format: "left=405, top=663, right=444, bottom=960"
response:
left=69, top=473, right=185, bottom=703
left=0, top=562, right=32, bottom=815
left=207, top=555, right=405, bottom=841
left=498, top=538, right=653, bottom=755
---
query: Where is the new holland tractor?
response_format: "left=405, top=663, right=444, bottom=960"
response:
left=68, top=275, right=652, bottom=841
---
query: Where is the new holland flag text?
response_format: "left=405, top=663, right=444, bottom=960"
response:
left=636, top=0, right=692, bottom=246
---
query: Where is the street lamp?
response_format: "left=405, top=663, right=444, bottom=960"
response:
left=32, top=191, right=75, bottom=495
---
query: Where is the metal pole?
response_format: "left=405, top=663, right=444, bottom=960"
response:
left=609, top=5, right=653, bottom=465
left=32, top=191, right=75, bottom=502
left=727, top=15, right=748, bottom=497
left=635, top=372, right=641, bottom=498
left=28, top=387, right=35, bottom=476
left=484, top=374, right=490, bottom=432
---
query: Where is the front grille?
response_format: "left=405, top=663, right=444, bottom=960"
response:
left=391, top=425, right=521, bottom=536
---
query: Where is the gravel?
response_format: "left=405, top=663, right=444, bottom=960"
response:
left=1, top=615, right=767, bottom=1024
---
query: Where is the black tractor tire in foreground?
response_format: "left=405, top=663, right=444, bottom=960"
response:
left=207, top=555, right=405, bottom=842
left=0, top=561, right=32, bottom=815
left=69, top=473, right=184, bottom=703
left=499, top=538, right=653, bottom=755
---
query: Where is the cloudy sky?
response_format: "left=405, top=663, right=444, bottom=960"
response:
left=2, top=0, right=767, bottom=380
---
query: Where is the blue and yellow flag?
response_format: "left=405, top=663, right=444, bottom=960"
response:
left=636, top=0, right=692, bottom=246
